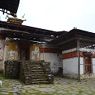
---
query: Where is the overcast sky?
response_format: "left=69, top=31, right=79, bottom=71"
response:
left=0, top=0, right=95, bottom=32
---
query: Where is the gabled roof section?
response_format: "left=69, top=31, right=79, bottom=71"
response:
left=70, top=28, right=95, bottom=38
left=0, top=21, right=66, bottom=43
left=50, top=28, right=95, bottom=46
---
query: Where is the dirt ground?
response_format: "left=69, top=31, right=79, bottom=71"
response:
left=0, top=75, right=95, bottom=95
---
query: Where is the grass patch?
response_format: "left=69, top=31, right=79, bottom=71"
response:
left=0, top=73, right=5, bottom=80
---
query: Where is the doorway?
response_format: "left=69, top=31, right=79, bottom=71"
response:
left=84, top=56, right=92, bottom=74
left=18, top=42, right=30, bottom=60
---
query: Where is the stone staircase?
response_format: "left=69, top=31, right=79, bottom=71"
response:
left=20, top=61, right=54, bottom=84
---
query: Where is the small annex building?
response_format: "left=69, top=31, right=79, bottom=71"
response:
left=51, top=29, right=95, bottom=79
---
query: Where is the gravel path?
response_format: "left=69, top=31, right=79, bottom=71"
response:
left=0, top=77, right=95, bottom=95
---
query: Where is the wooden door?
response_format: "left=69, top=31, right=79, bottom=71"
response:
left=84, top=57, right=92, bottom=74
left=18, top=42, right=30, bottom=60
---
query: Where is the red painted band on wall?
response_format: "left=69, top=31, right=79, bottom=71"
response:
left=40, top=48, right=57, bottom=53
left=62, top=51, right=83, bottom=59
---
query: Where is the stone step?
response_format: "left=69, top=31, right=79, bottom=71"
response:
left=24, top=72, right=46, bottom=75
left=30, top=67, right=43, bottom=69
left=31, top=72, right=45, bottom=74
left=31, top=78, right=47, bottom=80
left=30, top=70, right=44, bottom=72
left=30, top=76, right=47, bottom=79
left=24, top=67, right=43, bottom=69
left=23, top=69, right=43, bottom=71
left=25, top=64, right=41, bottom=66
left=25, top=74, right=48, bottom=77
left=23, top=71, right=44, bottom=75
left=31, top=73, right=47, bottom=76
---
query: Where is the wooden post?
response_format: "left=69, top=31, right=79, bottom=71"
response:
left=42, top=44, right=45, bottom=61
left=77, top=40, right=80, bottom=81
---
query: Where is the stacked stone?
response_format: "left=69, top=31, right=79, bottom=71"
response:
left=4, top=60, right=54, bottom=84
left=20, top=61, right=54, bottom=84
left=20, top=61, right=32, bottom=84
left=4, top=60, right=20, bottom=79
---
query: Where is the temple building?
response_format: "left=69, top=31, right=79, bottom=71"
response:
left=0, top=18, right=95, bottom=80
left=1, top=0, right=95, bottom=84
left=0, top=19, right=65, bottom=74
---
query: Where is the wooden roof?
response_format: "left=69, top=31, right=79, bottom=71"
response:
left=0, top=21, right=66, bottom=43
left=1, top=20, right=95, bottom=50
left=50, top=28, right=95, bottom=50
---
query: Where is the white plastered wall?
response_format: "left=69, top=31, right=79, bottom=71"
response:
left=92, top=58, right=95, bottom=73
left=40, top=53, right=62, bottom=73
left=63, top=57, right=84, bottom=78
left=80, top=57, right=84, bottom=74
left=63, top=57, right=78, bottom=75
left=0, top=39, right=5, bottom=71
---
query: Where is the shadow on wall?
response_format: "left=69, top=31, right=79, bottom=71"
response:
left=51, top=62, right=63, bottom=77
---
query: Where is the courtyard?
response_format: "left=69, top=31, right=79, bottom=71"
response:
left=0, top=74, right=95, bottom=95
